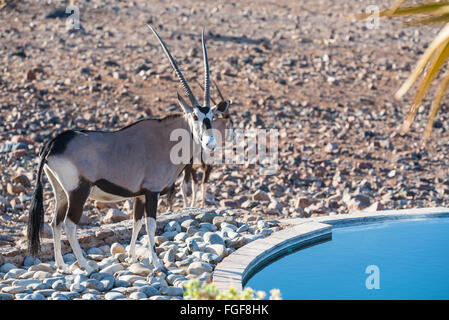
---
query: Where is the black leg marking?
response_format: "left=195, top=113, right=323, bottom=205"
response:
left=191, top=167, right=198, bottom=184
left=67, top=182, right=91, bottom=224
left=183, top=164, right=192, bottom=184
left=203, top=165, right=212, bottom=185
left=144, top=191, right=159, bottom=219
left=55, top=201, right=68, bottom=226
left=165, top=184, right=176, bottom=211
left=133, top=197, right=145, bottom=221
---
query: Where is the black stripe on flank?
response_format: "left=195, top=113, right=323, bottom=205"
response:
left=94, top=179, right=143, bottom=198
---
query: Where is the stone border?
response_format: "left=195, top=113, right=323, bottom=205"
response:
left=212, top=221, right=332, bottom=291
left=212, top=207, right=449, bottom=292
left=284, top=206, right=449, bottom=228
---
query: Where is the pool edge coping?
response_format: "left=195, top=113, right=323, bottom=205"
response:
left=212, top=206, right=449, bottom=292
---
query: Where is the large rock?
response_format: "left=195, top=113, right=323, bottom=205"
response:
left=154, top=236, right=168, bottom=246
left=187, top=261, right=213, bottom=276
left=129, top=292, right=147, bottom=300
left=129, top=263, right=153, bottom=277
left=100, top=263, right=124, bottom=275
left=160, top=286, right=183, bottom=296
left=137, top=285, right=160, bottom=297
left=0, top=263, right=17, bottom=273
left=212, top=216, right=237, bottom=228
left=195, top=212, right=217, bottom=223
left=28, top=263, right=54, bottom=273
left=103, top=209, right=129, bottom=223
left=0, top=293, right=14, bottom=300
left=181, top=219, right=199, bottom=231
left=118, top=274, right=146, bottom=284
left=163, top=249, right=175, bottom=264
left=164, top=221, right=181, bottom=233
left=295, top=196, right=313, bottom=209
left=186, top=238, right=201, bottom=253
left=204, top=244, right=227, bottom=258
left=110, top=243, right=126, bottom=255
left=4, top=268, right=26, bottom=279
left=203, top=232, right=225, bottom=246
left=252, top=190, right=271, bottom=202
left=199, top=223, right=217, bottom=232
left=105, top=291, right=126, bottom=300
left=347, top=193, right=371, bottom=211
left=2, top=286, right=26, bottom=294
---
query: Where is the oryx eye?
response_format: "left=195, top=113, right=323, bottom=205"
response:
left=193, top=114, right=199, bottom=121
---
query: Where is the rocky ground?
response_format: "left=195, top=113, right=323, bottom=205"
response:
left=0, top=208, right=280, bottom=300
left=1, top=0, right=449, bottom=299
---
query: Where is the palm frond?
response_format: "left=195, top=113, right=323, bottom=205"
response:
left=405, top=12, right=449, bottom=26
left=396, top=23, right=449, bottom=100
left=400, top=39, right=449, bottom=134
left=424, top=67, right=449, bottom=139
left=357, top=1, right=449, bottom=138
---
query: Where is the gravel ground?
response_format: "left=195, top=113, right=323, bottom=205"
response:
left=1, top=0, right=449, bottom=298
left=0, top=208, right=280, bottom=300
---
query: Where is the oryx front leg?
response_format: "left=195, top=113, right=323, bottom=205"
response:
left=127, top=196, right=144, bottom=264
left=144, top=191, right=165, bottom=272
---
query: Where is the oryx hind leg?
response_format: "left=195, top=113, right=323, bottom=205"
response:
left=127, top=196, right=144, bottom=264
left=44, top=167, right=70, bottom=274
left=190, top=168, right=198, bottom=208
left=64, top=181, right=94, bottom=275
left=201, top=165, right=212, bottom=208
left=165, top=184, right=175, bottom=213
left=144, top=191, right=165, bottom=272
left=181, top=165, right=192, bottom=208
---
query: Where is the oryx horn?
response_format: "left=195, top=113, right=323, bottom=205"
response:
left=147, top=24, right=199, bottom=107
left=202, top=28, right=210, bottom=109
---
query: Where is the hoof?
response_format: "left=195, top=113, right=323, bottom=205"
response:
left=57, top=266, right=71, bottom=275
left=84, top=267, right=95, bottom=277
left=125, top=256, right=137, bottom=264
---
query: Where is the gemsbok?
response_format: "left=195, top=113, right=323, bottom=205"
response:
left=27, top=25, right=230, bottom=275
left=166, top=79, right=232, bottom=209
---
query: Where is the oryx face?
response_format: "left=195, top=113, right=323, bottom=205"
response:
left=178, top=95, right=231, bottom=151
left=191, top=106, right=216, bottom=151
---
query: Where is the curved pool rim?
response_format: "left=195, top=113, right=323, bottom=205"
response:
left=212, top=207, right=449, bottom=292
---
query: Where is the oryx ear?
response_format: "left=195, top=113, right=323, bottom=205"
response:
left=212, top=100, right=230, bottom=115
left=177, top=92, right=194, bottom=114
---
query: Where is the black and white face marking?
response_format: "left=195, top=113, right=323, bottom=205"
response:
left=190, top=105, right=216, bottom=151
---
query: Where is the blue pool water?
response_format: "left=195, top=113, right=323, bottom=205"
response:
left=245, top=218, right=449, bottom=299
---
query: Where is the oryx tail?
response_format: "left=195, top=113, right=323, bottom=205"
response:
left=27, top=141, right=52, bottom=256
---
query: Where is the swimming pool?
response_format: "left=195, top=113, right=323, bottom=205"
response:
left=244, top=218, right=449, bottom=299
